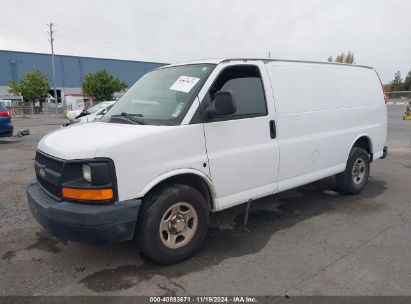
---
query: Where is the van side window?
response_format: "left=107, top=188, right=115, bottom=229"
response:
left=208, top=65, right=267, bottom=119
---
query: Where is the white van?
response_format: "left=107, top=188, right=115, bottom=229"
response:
left=27, top=59, right=388, bottom=264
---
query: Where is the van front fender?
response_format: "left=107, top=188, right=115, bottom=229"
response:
left=137, top=169, right=216, bottom=209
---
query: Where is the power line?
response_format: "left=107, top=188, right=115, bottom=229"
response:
left=57, top=25, right=189, bottom=56
left=56, top=31, right=186, bottom=62
left=56, top=32, right=173, bottom=62
left=56, top=25, right=190, bottom=61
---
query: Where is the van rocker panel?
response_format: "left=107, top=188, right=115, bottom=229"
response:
left=26, top=181, right=141, bottom=244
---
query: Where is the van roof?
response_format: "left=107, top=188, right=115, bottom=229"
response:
left=159, top=58, right=373, bottom=70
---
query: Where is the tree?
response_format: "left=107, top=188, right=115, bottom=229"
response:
left=383, top=83, right=393, bottom=93
left=391, top=71, right=404, bottom=92
left=404, top=71, right=411, bottom=91
left=328, top=51, right=355, bottom=64
left=81, top=69, right=127, bottom=101
left=8, top=70, right=50, bottom=114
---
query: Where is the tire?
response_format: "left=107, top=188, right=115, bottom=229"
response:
left=336, top=147, right=370, bottom=194
left=0, top=130, right=13, bottom=138
left=136, top=184, right=209, bottom=264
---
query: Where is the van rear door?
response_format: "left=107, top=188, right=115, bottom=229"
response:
left=201, top=62, right=279, bottom=210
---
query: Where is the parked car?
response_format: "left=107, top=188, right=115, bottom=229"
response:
left=78, top=101, right=115, bottom=122
left=65, top=94, right=94, bottom=119
left=63, top=101, right=115, bottom=126
left=0, top=102, right=13, bottom=137
left=27, top=58, right=388, bottom=264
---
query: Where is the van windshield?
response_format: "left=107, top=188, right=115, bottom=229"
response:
left=104, top=64, right=215, bottom=125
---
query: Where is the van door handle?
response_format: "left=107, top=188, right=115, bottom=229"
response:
left=269, top=120, right=276, bottom=139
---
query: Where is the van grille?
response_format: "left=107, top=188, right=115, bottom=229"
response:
left=36, top=173, right=61, bottom=199
left=35, top=151, right=64, bottom=174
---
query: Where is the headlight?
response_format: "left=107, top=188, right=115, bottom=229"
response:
left=82, top=164, right=92, bottom=182
left=60, top=160, right=116, bottom=203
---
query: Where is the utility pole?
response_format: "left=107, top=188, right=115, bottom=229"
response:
left=47, top=23, right=58, bottom=113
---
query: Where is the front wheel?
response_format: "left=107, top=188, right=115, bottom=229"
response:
left=336, top=147, right=370, bottom=194
left=136, top=184, right=209, bottom=264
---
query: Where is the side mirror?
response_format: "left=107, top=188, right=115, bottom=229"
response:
left=206, top=90, right=237, bottom=119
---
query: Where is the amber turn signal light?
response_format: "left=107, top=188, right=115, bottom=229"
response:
left=62, top=188, right=113, bottom=201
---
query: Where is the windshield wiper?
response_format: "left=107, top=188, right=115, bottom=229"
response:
left=110, top=112, right=145, bottom=125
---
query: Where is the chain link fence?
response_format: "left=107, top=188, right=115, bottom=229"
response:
left=5, top=103, right=64, bottom=117
left=386, top=91, right=411, bottom=100
left=385, top=91, right=411, bottom=105
left=42, top=103, right=64, bottom=115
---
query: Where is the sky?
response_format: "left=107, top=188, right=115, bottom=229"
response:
left=1, top=0, right=410, bottom=83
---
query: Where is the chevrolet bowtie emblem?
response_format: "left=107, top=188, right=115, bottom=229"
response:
left=39, top=165, right=46, bottom=178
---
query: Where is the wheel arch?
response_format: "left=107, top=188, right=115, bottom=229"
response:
left=350, top=134, right=374, bottom=161
left=138, top=169, right=217, bottom=211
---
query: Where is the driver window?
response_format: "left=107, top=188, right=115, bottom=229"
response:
left=209, top=65, right=267, bottom=118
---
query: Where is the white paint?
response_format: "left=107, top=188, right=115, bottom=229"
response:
left=38, top=59, right=387, bottom=211
left=266, top=61, right=387, bottom=190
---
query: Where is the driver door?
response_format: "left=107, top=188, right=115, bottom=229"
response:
left=201, top=62, right=279, bottom=210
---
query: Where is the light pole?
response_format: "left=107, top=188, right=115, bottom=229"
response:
left=47, top=22, right=58, bottom=114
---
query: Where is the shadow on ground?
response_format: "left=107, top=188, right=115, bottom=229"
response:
left=76, top=177, right=387, bottom=293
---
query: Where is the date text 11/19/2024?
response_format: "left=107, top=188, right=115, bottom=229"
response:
left=149, top=296, right=257, bottom=303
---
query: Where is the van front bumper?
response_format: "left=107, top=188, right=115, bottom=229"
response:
left=27, top=181, right=141, bottom=244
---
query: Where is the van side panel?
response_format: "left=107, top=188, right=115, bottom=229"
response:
left=335, top=68, right=383, bottom=107
left=266, top=62, right=387, bottom=192
left=335, top=67, right=387, bottom=156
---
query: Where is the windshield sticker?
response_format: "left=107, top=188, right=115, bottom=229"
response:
left=169, top=76, right=200, bottom=93
left=171, top=102, right=185, bottom=118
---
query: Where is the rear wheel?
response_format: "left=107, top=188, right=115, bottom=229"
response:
left=137, top=184, right=209, bottom=264
left=336, top=147, right=370, bottom=194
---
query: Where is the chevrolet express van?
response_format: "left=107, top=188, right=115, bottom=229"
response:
left=27, top=58, right=388, bottom=264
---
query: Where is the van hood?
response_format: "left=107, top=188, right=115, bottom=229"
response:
left=38, top=122, right=171, bottom=160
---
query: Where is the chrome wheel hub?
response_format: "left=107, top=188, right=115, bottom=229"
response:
left=159, top=202, right=198, bottom=249
left=168, top=214, right=186, bottom=234
left=352, top=157, right=366, bottom=185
